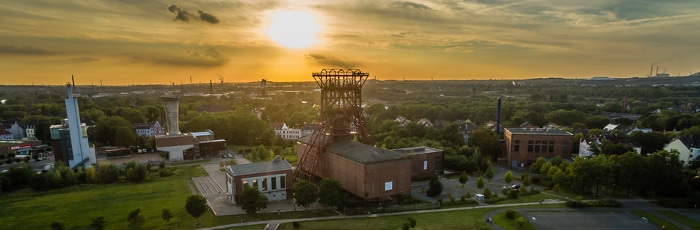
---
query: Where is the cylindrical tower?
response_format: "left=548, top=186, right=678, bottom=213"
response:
left=162, top=97, right=181, bottom=136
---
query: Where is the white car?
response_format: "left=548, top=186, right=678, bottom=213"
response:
left=43, top=163, right=54, bottom=171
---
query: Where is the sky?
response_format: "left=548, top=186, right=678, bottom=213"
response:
left=1, top=0, right=699, bottom=85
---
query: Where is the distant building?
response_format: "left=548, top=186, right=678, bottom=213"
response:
left=0, top=129, right=12, bottom=140
left=416, top=118, right=434, bottom=127
left=133, top=121, right=165, bottom=137
left=225, top=156, right=293, bottom=205
left=49, top=84, right=93, bottom=169
left=185, top=129, right=227, bottom=160
left=504, top=128, right=574, bottom=168
left=663, top=136, right=700, bottom=166
left=301, top=123, right=317, bottom=137
left=10, top=121, right=25, bottom=140
left=271, top=122, right=302, bottom=140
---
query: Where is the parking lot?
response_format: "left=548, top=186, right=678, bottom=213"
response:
left=519, top=210, right=658, bottom=230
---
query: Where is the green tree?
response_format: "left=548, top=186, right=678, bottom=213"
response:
left=125, top=161, right=148, bottom=182
left=90, top=216, right=106, bottom=230
left=477, top=176, right=484, bottom=189
left=318, top=178, right=345, bottom=208
left=504, top=171, right=513, bottom=186
left=185, top=195, right=209, bottom=224
left=458, top=171, right=469, bottom=188
left=530, top=157, right=546, bottom=174
left=469, top=128, right=502, bottom=160
left=484, top=164, right=495, bottom=182
left=97, top=163, right=120, bottom=183
left=162, top=209, right=175, bottom=223
left=127, top=208, right=145, bottom=229
left=427, top=175, right=443, bottom=197
left=115, top=126, right=137, bottom=147
left=293, top=180, right=318, bottom=209
left=92, top=116, right=131, bottom=146
left=240, top=185, right=268, bottom=214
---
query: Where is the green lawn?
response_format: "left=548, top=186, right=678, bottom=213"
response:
left=0, top=165, right=208, bottom=230
left=492, top=210, right=536, bottom=230
left=657, top=210, right=700, bottom=229
left=629, top=210, right=683, bottom=230
left=278, top=209, right=493, bottom=230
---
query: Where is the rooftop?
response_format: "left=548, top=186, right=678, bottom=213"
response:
left=393, top=146, right=442, bottom=155
left=505, top=127, right=572, bottom=135
left=226, top=156, right=292, bottom=176
left=326, top=140, right=407, bottom=163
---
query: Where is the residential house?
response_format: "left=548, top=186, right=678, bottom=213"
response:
left=271, top=122, right=302, bottom=140
left=663, top=136, right=700, bottom=166
left=10, top=121, right=25, bottom=140
left=133, top=121, right=165, bottom=137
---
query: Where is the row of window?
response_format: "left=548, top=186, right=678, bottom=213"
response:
left=513, top=139, right=570, bottom=155
left=241, top=175, right=286, bottom=192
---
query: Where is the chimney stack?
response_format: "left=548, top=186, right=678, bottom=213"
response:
left=496, top=97, right=502, bottom=135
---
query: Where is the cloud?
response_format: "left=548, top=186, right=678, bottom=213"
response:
left=0, top=46, right=52, bottom=55
left=168, top=5, right=220, bottom=24
left=305, top=54, right=358, bottom=68
left=147, top=47, right=229, bottom=67
left=68, top=56, right=99, bottom=63
left=389, top=1, right=432, bottom=10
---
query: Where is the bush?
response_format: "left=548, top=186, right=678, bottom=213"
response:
left=401, top=222, right=410, bottom=230
left=508, top=190, right=519, bottom=199
left=565, top=200, right=587, bottom=208
left=531, top=176, right=540, bottom=184
left=485, top=197, right=507, bottom=204
left=292, top=221, right=300, bottom=229
left=97, top=163, right=120, bottom=183
left=408, top=216, right=417, bottom=227
left=591, top=199, right=621, bottom=207
left=482, top=188, right=492, bottom=199
left=505, top=209, right=516, bottom=219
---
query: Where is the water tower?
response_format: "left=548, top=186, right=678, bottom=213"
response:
left=155, top=96, right=193, bottom=161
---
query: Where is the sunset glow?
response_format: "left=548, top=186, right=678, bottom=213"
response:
left=1, top=1, right=699, bottom=85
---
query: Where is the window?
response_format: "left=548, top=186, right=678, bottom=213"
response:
left=549, top=141, right=555, bottom=153
left=563, top=141, right=569, bottom=155
left=528, top=140, right=533, bottom=152
left=514, top=140, right=520, bottom=152
left=534, top=141, right=541, bottom=153
left=271, top=177, right=277, bottom=190
left=252, top=179, right=258, bottom=189
left=385, top=181, right=393, bottom=191
left=242, top=179, right=248, bottom=187
left=262, top=178, right=268, bottom=191
left=423, top=160, right=428, bottom=170
left=280, top=176, right=286, bottom=189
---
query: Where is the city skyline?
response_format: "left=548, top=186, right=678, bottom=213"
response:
left=1, top=0, right=699, bottom=85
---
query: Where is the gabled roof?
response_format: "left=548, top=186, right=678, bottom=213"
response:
left=325, top=140, right=407, bottom=163
left=678, top=136, right=700, bottom=149
left=226, top=156, right=292, bottom=176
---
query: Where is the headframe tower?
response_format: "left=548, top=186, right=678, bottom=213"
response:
left=295, top=69, right=374, bottom=180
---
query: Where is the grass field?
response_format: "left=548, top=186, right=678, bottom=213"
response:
left=0, top=165, right=209, bottom=230
left=657, top=210, right=700, bottom=229
left=492, top=210, right=536, bottom=230
left=630, top=210, right=683, bottom=230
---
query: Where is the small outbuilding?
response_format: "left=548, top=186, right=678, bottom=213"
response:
left=224, top=156, right=293, bottom=205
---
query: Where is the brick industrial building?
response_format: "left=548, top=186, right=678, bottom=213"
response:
left=504, top=127, right=574, bottom=168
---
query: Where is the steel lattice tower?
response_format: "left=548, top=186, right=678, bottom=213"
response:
left=295, top=69, right=374, bottom=180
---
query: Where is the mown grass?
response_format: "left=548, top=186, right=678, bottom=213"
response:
left=0, top=165, right=208, bottom=230
left=278, top=208, right=494, bottom=230
left=657, top=210, right=700, bottom=229
left=492, top=210, right=536, bottom=230
left=630, top=210, right=683, bottom=230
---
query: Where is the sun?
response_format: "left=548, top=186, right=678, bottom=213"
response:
left=264, top=10, right=322, bottom=49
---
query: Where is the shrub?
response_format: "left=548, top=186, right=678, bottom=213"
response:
left=460, top=195, right=466, bottom=203
left=516, top=216, right=526, bottom=226
left=505, top=209, right=516, bottom=219
left=292, top=221, right=300, bottom=229
left=565, top=200, right=587, bottom=208
left=531, top=176, right=540, bottom=184
left=482, top=188, right=492, bottom=199
left=401, top=222, right=410, bottom=230
left=485, top=197, right=507, bottom=204
left=591, top=199, right=621, bottom=207
left=448, top=194, right=456, bottom=204
left=408, top=216, right=417, bottom=227
left=508, top=190, right=519, bottom=199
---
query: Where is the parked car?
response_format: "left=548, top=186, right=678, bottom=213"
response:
left=43, top=163, right=54, bottom=172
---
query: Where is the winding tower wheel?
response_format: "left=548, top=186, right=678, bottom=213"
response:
left=295, top=69, right=374, bottom=180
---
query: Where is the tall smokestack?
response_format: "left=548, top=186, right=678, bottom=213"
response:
left=649, top=65, right=654, bottom=77
left=656, top=66, right=659, bottom=77
left=496, top=97, right=502, bottom=135
left=162, top=97, right=181, bottom=136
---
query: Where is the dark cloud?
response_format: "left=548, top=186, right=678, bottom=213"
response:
left=0, top=45, right=52, bottom=55
left=168, top=5, right=219, bottom=24
left=198, top=10, right=220, bottom=24
left=305, top=54, right=358, bottom=68
left=389, top=1, right=432, bottom=10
